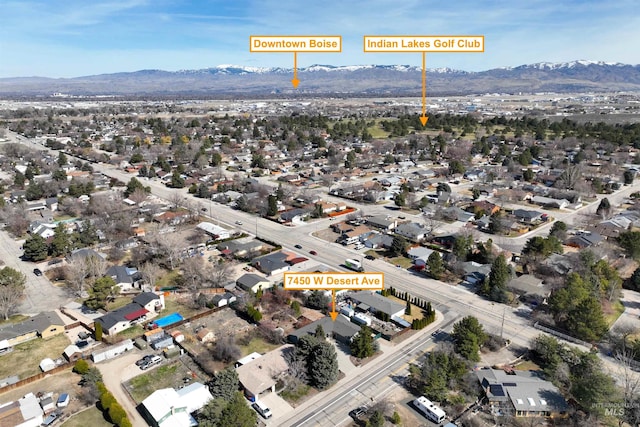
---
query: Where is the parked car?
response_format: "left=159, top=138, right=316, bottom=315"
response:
left=140, top=355, right=162, bottom=370
left=365, top=255, right=375, bottom=260
left=135, top=355, right=154, bottom=366
left=33, top=268, right=43, bottom=276
left=349, top=406, right=368, bottom=420
left=252, top=401, right=272, bottom=419
left=41, top=412, right=58, bottom=426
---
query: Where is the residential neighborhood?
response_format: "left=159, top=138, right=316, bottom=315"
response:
left=0, top=94, right=640, bottom=427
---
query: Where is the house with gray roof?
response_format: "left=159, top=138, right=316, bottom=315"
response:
left=476, top=368, right=568, bottom=418
left=513, top=209, right=544, bottom=224
left=251, top=252, right=290, bottom=276
left=236, top=274, right=271, bottom=293
left=0, top=311, right=67, bottom=350
left=363, top=233, right=394, bottom=249
left=350, top=291, right=405, bottom=318
left=507, top=275, right=549, bottom=301
left=395, top=222, right=429, bottom=241
left=106, top=265, right=142, bottom=292
left=366, top=216, right=397, bottom=231
left=95, top=292, right=162, bottom=335
left=288, top=315, right=361, bottom=345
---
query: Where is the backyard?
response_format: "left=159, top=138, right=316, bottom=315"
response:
left=61, top=406, right=112, bottom=427
left=0, top=333, right=70, bottom=379
left=126, top=360, right=197, bottom=403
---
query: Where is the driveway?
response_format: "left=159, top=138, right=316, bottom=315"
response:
left=0, top=230, right=70, bottom=315
left=96, top=350, right=149, bottom=427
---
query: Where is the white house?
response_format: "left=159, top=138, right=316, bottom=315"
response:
left=141, top=382, right=213, bottom=427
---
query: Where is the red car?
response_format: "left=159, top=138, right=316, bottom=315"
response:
left=309, top=250, right=318, bottom=255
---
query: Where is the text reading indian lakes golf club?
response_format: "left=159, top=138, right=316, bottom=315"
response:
left=250, top=36, right=342, bottom=52
left=363, top=35, right=484, bottom=52
left=283, top=272, right=384, bottom=290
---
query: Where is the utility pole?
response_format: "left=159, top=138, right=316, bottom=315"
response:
left=500, top=307, right=505, bottom=340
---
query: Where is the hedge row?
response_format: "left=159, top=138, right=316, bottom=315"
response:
left=97, top=382, right=132, bottom=427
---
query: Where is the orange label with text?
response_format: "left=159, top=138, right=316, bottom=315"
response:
left=283, top=272, right=384, bottom=290
left=363, top=35, right=484, bottom=52
left=250, top=36, right=342, bottom=52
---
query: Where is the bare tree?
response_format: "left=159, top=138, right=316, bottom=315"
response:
left=149, top=229, right=183, bottom=270
left=85, top=255, right=108, bottom=283
left=169, top=192, right=185, bottom=211
left=0, top=267, right=26, bottom=320
left=139, top=261, right=163, bottom=291
left=211, top=335, right=241, bottom=363
left=58, top=197, right=83, bottom=217
left=129, top=187, right=148, bottom=205
left=209, top=258, right=234, bottom=288
left=65, top=257, right=89, bottom=296
left=181, top=257, right=209, bottom=298
left=1, top=204, right=30, bottom=237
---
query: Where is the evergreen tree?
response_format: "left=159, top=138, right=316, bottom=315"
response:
left=405, top=299, right=412, bottom=315
left=94, top=321, right=103, bottom=341
left=390, top=235, right=407, bottom=257
left=86, top=276, right=118, bottom=310
left=314, top=324, right=326, bottom=340
left=426, top=251, right=444, bottom=279
left=267, top=194, right=278, bottom=216
left=350, top=325, right=375, bottom=358
left=23, top=234, right=49, bottom=261
left=207, top=368, right=239, bottom=401
left=481, top=254, right=510, bottom=303
left=452, top=316, right=487, bottom=362
left=309, top=341, right=339, bottom=389
left=218, top=392, right=257, bottom=427
left=50, top=224, right=73, bottom=257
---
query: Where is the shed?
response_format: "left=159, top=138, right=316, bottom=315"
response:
left=56, top=394, right=70, bottom=408
left=39, top=358, right=56, bottom=372
left=63, top=345, right=82, bottom=362
left=196, top=328, right=215, bottom=343
left=39, top=396, right=55, bottom=413
left=151, top=335, right=174, bottom=350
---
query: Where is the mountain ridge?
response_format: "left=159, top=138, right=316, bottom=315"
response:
left=1, top=60, right=639, bottom=97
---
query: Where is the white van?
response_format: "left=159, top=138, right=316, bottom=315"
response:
left=252, top=401, right=272, bottom=419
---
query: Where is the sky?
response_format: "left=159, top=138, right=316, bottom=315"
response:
left=1, top=0, right=639, bottom=78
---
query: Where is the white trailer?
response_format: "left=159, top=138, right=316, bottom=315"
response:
left=413, top=396, right=446, bottom=424
left=91, top=339, right=134, bottom=363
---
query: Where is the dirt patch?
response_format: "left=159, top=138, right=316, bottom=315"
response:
left=384, top=387, right=428, bottom=427
left=176, top=307, right=253, bottom=357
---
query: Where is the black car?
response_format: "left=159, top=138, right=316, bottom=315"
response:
left=135, top=355, right=154, bottom=366
left=33, top=268, right=43, bottom=276
left=349, top=406, right=368, bottom=420
left=294, top=244, right=302, bottom=249
left=365, top=255, right=375, bottom=260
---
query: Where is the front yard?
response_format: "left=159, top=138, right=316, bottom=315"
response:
left=126, top=360, right=197, bottom=403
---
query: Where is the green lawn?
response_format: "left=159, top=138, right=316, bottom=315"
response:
left=0, top=334, right=70, bottom=379
left=0, top=314, right=29, bottom=326
left=128, top=362, right=181, bottom=403
left=238, top=336, right=280, bottom=356
left=107, top=296, right=132, bottom=311
left=159, top=296, right=201, bottom=319
left=61, top=406, right=112, bottom=427
left=115, top=324, right=145, bottom=340
left=155, top=270, right=181, bottom=290
left=388, top=256, right=413, bottom=269
left=280, top=383, right=310, bottom=404
left=606, top=300, right=626, bottom=327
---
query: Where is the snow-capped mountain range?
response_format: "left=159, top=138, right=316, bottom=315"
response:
left=1, top=60, right=639, bottom=97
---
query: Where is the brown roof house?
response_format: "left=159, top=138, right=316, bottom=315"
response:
left=236, top=344, right=294, bottom=400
